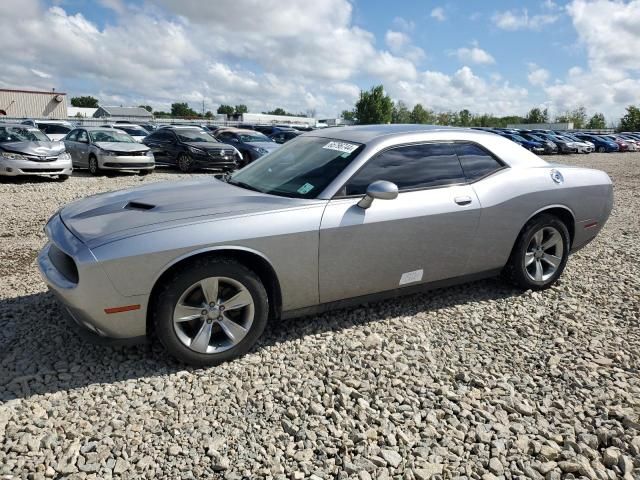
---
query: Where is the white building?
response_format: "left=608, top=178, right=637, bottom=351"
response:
left=238, top=113, right=315, bottom=127
left=68, top=107, right=98, bottom=118
left=0, top=88, right=67, bottom=119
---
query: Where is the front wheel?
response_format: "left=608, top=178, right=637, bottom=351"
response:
left=88, top=156, right=102, bottom=176
left=57, top=174, right=69, bottom=182
left=152, top=258, right=269, bottom=366
left=138, top=169, right=152, bottom=176
left=598, top=146, right=605, bottom=153
left=504, top=214, right=570, bottom=290
left=178, top=153, right=194, bottom=173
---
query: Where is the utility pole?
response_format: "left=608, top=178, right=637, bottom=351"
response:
left=202, top=99, right=205, bottom=117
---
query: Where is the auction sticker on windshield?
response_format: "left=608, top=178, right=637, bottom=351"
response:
left=297, top=183, right=315, bottom=195
left=322, top=141, right=359, bottom=154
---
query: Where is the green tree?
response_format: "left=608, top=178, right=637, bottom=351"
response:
left=619, top=106, right=640, bottom=131
left=555, top=106, right=587, bottom=128
left=138, top=105, right=152, bottom=112
left=458, top=109, right=472, bottom=127
left=234, top=104, right=248, bottom=114
left=341, top=110, right=356, bottom=121
left=354, top=85, right=393, bottom=125
left=204, top=111, right=213, bottom=119
left=586, top=113, right=606, bottom=129
left=410, top=104, right=435, bottom=124
left=525, top=107, right=549, bottom=124
left=70, top=96, right=99, bottom=108
left=217, top=105, right=235, bottom=115
left=267, top=108, right=288, bottom=116
left=391, top=101, right=411, bottom=123
left=171, top=102, right=199, bottom=117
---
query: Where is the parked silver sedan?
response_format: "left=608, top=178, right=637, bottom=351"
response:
left=39, top=125, right=613, bottom=366
left=0, top=123, right=72, bottom=180
left=64, top=127, right=154, bottom=175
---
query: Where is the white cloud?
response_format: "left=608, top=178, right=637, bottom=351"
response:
left=385, top=30, right=425, bottom=63
left=527, top=63, right=550, bottom=86
left=430, top=7, right=446, bottom=21
left=452, top=44, right=495, bottom=65
left=543, top=0, right=640, bottom=119
left=391, top=16, right=414, bottom=32
left=31, top=69, right=51, bottom=79
left=385, top=30, right=409, bottom=51
left=492, top=9, right=559, bottom=30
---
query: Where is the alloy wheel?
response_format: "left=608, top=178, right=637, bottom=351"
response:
left=89, top=157, right=98, bottom=174
left=178, top=154, right=192, bottom=173
left=524, top=226, right=564, bottom=282
left=172, top=276, right=254, bottom=354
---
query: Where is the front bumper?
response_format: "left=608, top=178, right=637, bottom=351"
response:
left=98, top=153, right=155, bottom=170
left=192, top=152, right=239, bottom=171
left=0, top=157, right=72, bottom=177
left=37, top=214, right=148, bottom=341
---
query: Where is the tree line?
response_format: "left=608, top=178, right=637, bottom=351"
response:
left=343, top=85, right=640, bottom=131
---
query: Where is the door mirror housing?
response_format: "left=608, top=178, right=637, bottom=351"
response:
left=357, top=180, right=399, bottom=209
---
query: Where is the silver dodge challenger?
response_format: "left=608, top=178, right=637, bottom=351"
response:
left=38, top=125, right=613, bottom=366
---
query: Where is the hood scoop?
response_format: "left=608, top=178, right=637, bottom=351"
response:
left=125, top=201, right=155, bottom=211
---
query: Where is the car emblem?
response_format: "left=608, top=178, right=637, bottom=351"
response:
left=220, top=150, right=225, bottom=155
left=550, top=169, right=564, bottom=184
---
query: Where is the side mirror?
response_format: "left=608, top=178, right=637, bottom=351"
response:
left=357, top=180, right=399, bottom=209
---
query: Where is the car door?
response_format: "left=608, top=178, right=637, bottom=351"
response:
left=144, top=130, right=172, bottom=164
left=75, top=130, right=91, bottom=167
left=318, top=142, right=481, bottom=304
left=63, top=129, right=79, bottom=165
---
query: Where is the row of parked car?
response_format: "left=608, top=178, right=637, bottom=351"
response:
left=473, top=127, right=640, bottom=154
left=2, top=119, right=638, bottom=181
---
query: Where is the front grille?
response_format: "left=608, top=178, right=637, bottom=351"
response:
left=119, top=151, right=148, bottom=157
left=103, top=162, right=153, bottom=168
left=21, top=168, right=64, bottom=173
left=24, top=155, right=58, bottom=162
left=208, top=150, right=234, bottom=159
left=48, top=244, right=79, bottom=283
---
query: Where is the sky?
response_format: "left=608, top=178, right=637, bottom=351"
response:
left=0, top=0, right=639, bottom=123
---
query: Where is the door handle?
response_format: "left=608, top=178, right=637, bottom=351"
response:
left=454, top=196, right=472, bottom=206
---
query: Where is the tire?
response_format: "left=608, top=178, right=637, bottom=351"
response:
left=178, top=153, right=193, bottom=173
left=504, top=214, right=570, bottom=291
left=152, top=257, right=269, bottom=366
left=241, top=152, right=251, bottom=167
left=88, top=156, right=102, bottom=176
left=138, top=169, right=152, bottom=176
left=57, top=174, right=69, bottom=182
left=598, top=146, right=605, bottom=153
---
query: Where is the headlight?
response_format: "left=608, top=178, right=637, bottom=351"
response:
left=0, top=151, right=27, bottom=161
left=58, top=152, right=71, bottom=161
left=254, top=147, right=268, bottom=155
left=187, top=146, right=205, bottom=155
left=100, top=149, right=117, bottom=156
left=145, top=150, right=154, bottom=157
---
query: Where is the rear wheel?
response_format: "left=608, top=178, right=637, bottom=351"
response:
left=178, top=153, right=193, bottom=173
left=504, top=214, right=570, bottom=290
left=57, top=174, right=69, bottom=182
left=88, top=156, right=101, bottom=176
left=598, top=146, right=605, bottom=153
left=152, top=257, right=269, bottom=366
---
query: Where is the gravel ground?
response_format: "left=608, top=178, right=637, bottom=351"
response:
left=0, top=155, right=638, bottom=480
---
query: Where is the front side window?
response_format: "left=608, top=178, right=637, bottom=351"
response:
left=345, top=143, right=465, bottom=196
left=454, top=143, right=503, bottom=181
left=228, top=136, right=364, bottom=198
left=65, top=129, right=79, bottom=141
left=77, top=130, right=89, bottom=143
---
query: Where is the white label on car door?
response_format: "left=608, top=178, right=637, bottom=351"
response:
left=322, top=141, right=359, bottom=154
left=399, top=269, right=423, bottom=285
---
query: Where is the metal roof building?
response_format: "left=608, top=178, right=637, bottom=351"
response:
left=0, top=88, right=68, bottom=119
left=93, top=106, right=153, bottom=119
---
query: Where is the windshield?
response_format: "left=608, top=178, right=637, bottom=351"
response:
left=229, top=137, right=364, bottom=198
left=89, top=130, right=135, bottom=143
left=511, top=135, right=527, bottom=142
left=176, top=129, right=216, bottom=143
left=118, top=126, right=147, bottom=136
left=0, top=126, right=49, bottom=143
left=239, top=133, right=271, bottom=143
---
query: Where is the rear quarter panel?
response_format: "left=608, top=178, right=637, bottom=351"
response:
left=467, top=165, right=612, bottom=273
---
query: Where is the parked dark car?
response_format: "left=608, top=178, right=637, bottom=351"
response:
left=269, top=130, right=301, bottom=144
left=518, top=131, right=558, bottom=154
left=214, top=128, right=280, bottom=166
left=143, top=126, right=240, bottom=173
left=497, top=132, right=545, bottom=154
left=252, top=125, right=298, bottom=136
left=574, top=134, right=618, bottom=153
left=534, top=133, right=578, bottom=154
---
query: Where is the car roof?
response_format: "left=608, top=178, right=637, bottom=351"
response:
left=78, top=126, right=127, bottom=131
left=304, top=124, right=490, bottom=143
left=0, top=123, right=41, bottom=128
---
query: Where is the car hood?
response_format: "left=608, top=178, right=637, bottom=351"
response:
left=95, top=142, right=149, bottom=152
left=59, top=178, right=318, bottom=248
left=246, top=141, right=280, bottom=151
left=0, top=140, right=65, bottom=155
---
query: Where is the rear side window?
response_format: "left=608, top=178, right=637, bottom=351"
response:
left=454, top=143, right=503, bottom=181
left=41, top=124, right=71, bottom=134
left=346, top=143, right=465, bottom=195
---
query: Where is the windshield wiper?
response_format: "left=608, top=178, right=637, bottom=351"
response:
left=227, top=179, right=263, bottom=193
